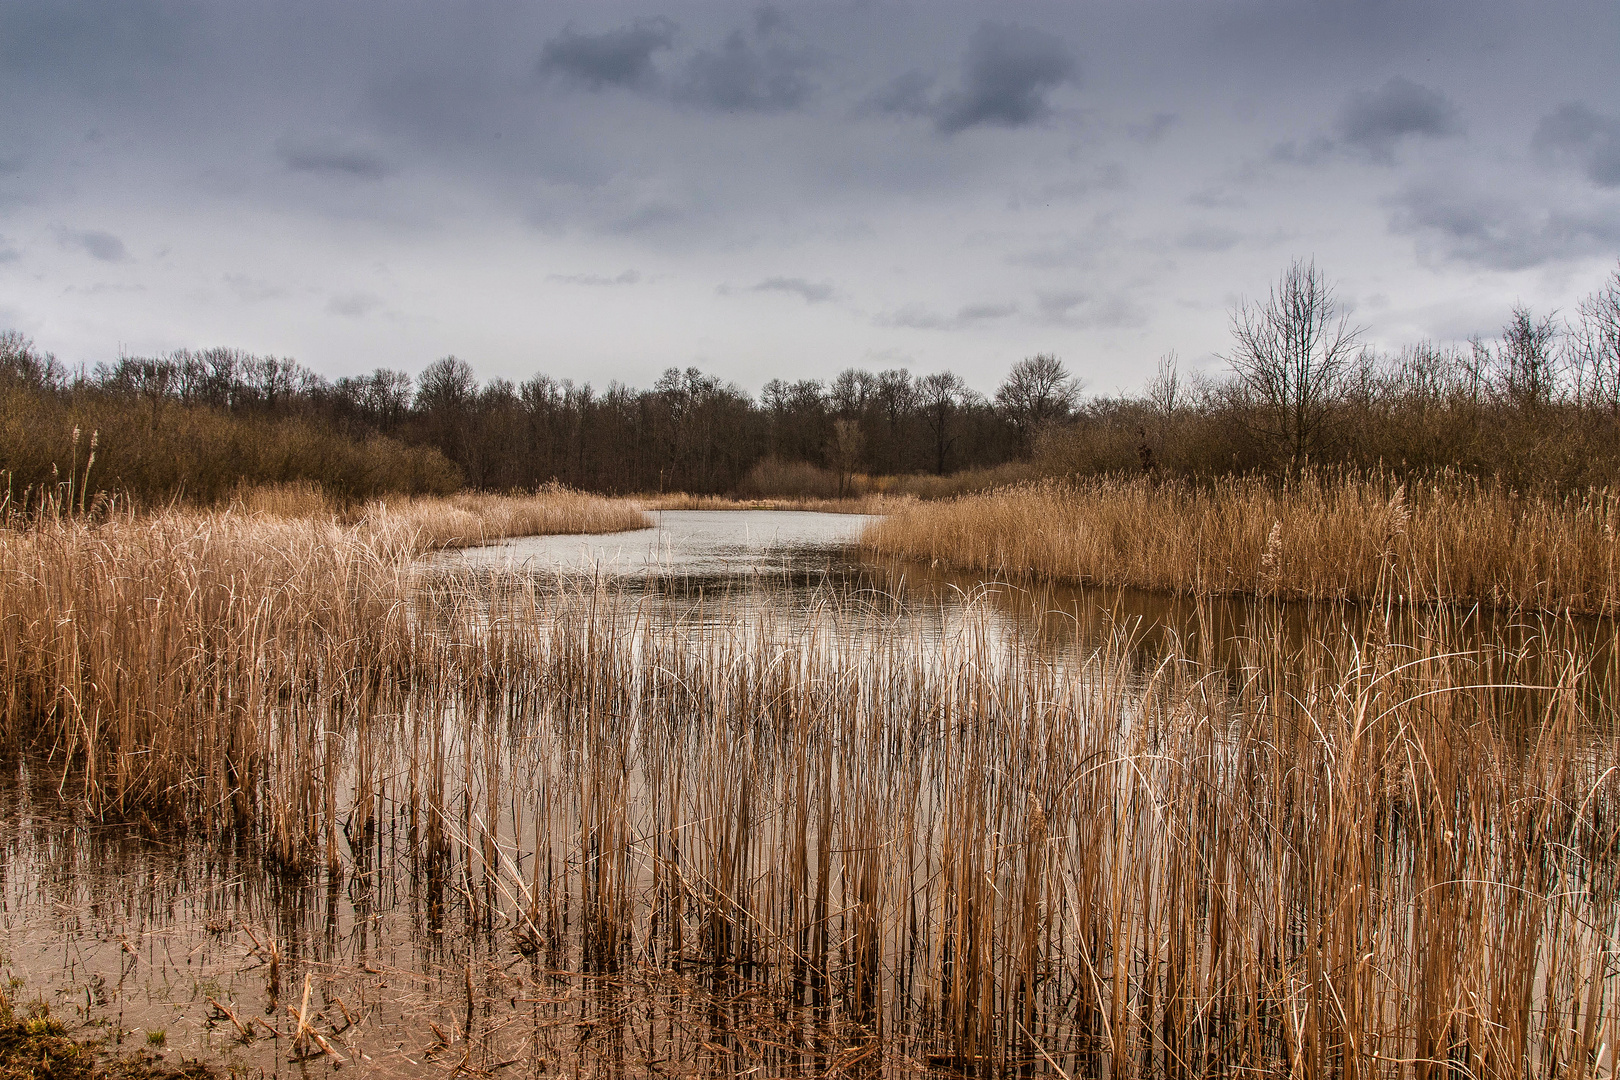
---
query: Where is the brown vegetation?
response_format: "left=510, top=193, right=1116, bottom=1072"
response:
left=0, top=375, right=460, bottom=506
left=1, top=503, right=1616, bottom=1074
left=639, top=490, right=908, bottom=514
left=863, top=470, right=1620, bottom=615
left=364, top=486, right=651, bottom=548
left=729, top=453, right=1037, bottom=507
left=0, top=491, right=646, bottom=817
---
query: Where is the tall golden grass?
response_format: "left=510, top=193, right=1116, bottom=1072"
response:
left=366, top=486, right=651, bottom=548
left=230, top=481, right=651, bottom=543
left=0, top=489, right=646, bottom=819
left=1, top=499, right=1616, bottom=1074
left=864, top=470, right=1620, bottom=615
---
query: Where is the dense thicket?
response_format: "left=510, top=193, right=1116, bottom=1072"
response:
left=0, top=335, right=459, bottom=506
left=4, top=260, right=1618, bottom=504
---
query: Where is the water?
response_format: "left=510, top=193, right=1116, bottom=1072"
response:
left=446, top=510, right=875, bottom=580
left=3, top=511, right=1616, bottom=1078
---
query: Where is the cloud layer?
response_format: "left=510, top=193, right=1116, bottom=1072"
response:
left=0, top=1, right=1616, bottom=394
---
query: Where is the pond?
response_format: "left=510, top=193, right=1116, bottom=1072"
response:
left=3, top=511, right=1616, bottom=1078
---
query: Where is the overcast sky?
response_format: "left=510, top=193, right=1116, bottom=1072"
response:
left=2, top=1, right=1618, bottom=395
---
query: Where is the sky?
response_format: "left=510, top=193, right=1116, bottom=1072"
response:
left=2, top=1, right=1618, bottom=397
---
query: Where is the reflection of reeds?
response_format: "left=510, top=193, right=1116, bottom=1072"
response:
left=2, top=505, right=1617, bottom=1076
left=863, top=470, right=1620, bottom=615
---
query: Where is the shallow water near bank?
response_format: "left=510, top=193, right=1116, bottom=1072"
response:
left=4, top=510, right=1618, bottom=1078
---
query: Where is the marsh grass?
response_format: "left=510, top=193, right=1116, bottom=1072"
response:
left=1, top=502, right=1617, bottom=1076
left=863, top=470, right=1620, bottom=616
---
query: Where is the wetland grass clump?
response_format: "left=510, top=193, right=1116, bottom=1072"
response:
left=863, top=470, right=1620, bottom=615
left=2, top=501, right=1617, bottom=1076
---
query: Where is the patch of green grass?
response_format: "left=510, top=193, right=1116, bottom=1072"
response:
left=0, top=995, right=215, bottom=1080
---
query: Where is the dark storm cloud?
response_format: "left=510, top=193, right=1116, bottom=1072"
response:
left=57, top=228, right=128, bottom=263
left=1390, top=183, right=1620, bottom=270
left=534, top=9, right=816, bottom=114
left=1336, top=77, right=1462, bottom=161
left=1533, top=104, right=1620, bottom=188
left=537, top=18, right=676, bottom=92
left=749, top=277, right=835, bottom=303
left=0, top=237, right=19, bottom=263
left=276, top=136, right=393, bottom=180
left=675, top=29, right=814, bottom=112
left=934, top=23, right=1077, bottom=134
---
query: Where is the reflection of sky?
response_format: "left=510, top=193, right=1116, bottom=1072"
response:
left=443, top=509, right=875, bottom=578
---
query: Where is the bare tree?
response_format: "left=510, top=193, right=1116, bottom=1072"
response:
left=918, top=371, right=969, bottom=475
left=1572, top=262, right=1620, bottom=416
left=1225, top=258, right=1363, bottom=470
left=828, top=418, right=865, bottom=496
left=1145, top=351, right=1181, bottom=422
left=0, top=331, right=62, bottom=390
left=996, top=353, right=1079, bottom=448
left=1494, top=304, right=1562, bottom=410
left=829, top=368, right=876, bottom=416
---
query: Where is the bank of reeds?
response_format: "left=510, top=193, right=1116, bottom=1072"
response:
left=363, top=486, right=650, bottom=548
left=2, top=502, right=1617, bottom=1075
left=221, top=482, right=652, bottom=543
left=864, top=470, right=1620, bottom=615
left=641, top=491, right=909, bottom=514
left=0, top=491, right=646, bottom=814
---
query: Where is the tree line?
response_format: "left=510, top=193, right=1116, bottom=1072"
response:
left=1046, top=259, right=1620, bottom=489
left=3, top=258, right=1618, bottom=506
left=1, top=336, right=1067, bottom=503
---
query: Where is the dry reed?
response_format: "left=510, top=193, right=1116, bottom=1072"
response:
left=2, top=499, right=1616, bottom=1076
left=863, top=470, right=1620, bottom=615
left=639, top=492, right=910, bottom=515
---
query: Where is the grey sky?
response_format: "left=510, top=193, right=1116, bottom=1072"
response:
left=2, top=0, right=1617, bottom=395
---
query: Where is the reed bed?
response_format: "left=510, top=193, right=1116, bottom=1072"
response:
left=640, top=492, right=911, bottom=515
left=364, top=486, right=651, bottom=548
left=2, top=506, right=1617, bottom=1076
left=863, top=471, right=1620, bottom=615
left=0, top=491, right=646, bottom=815
left=231, top=480, right=651, bottom=542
